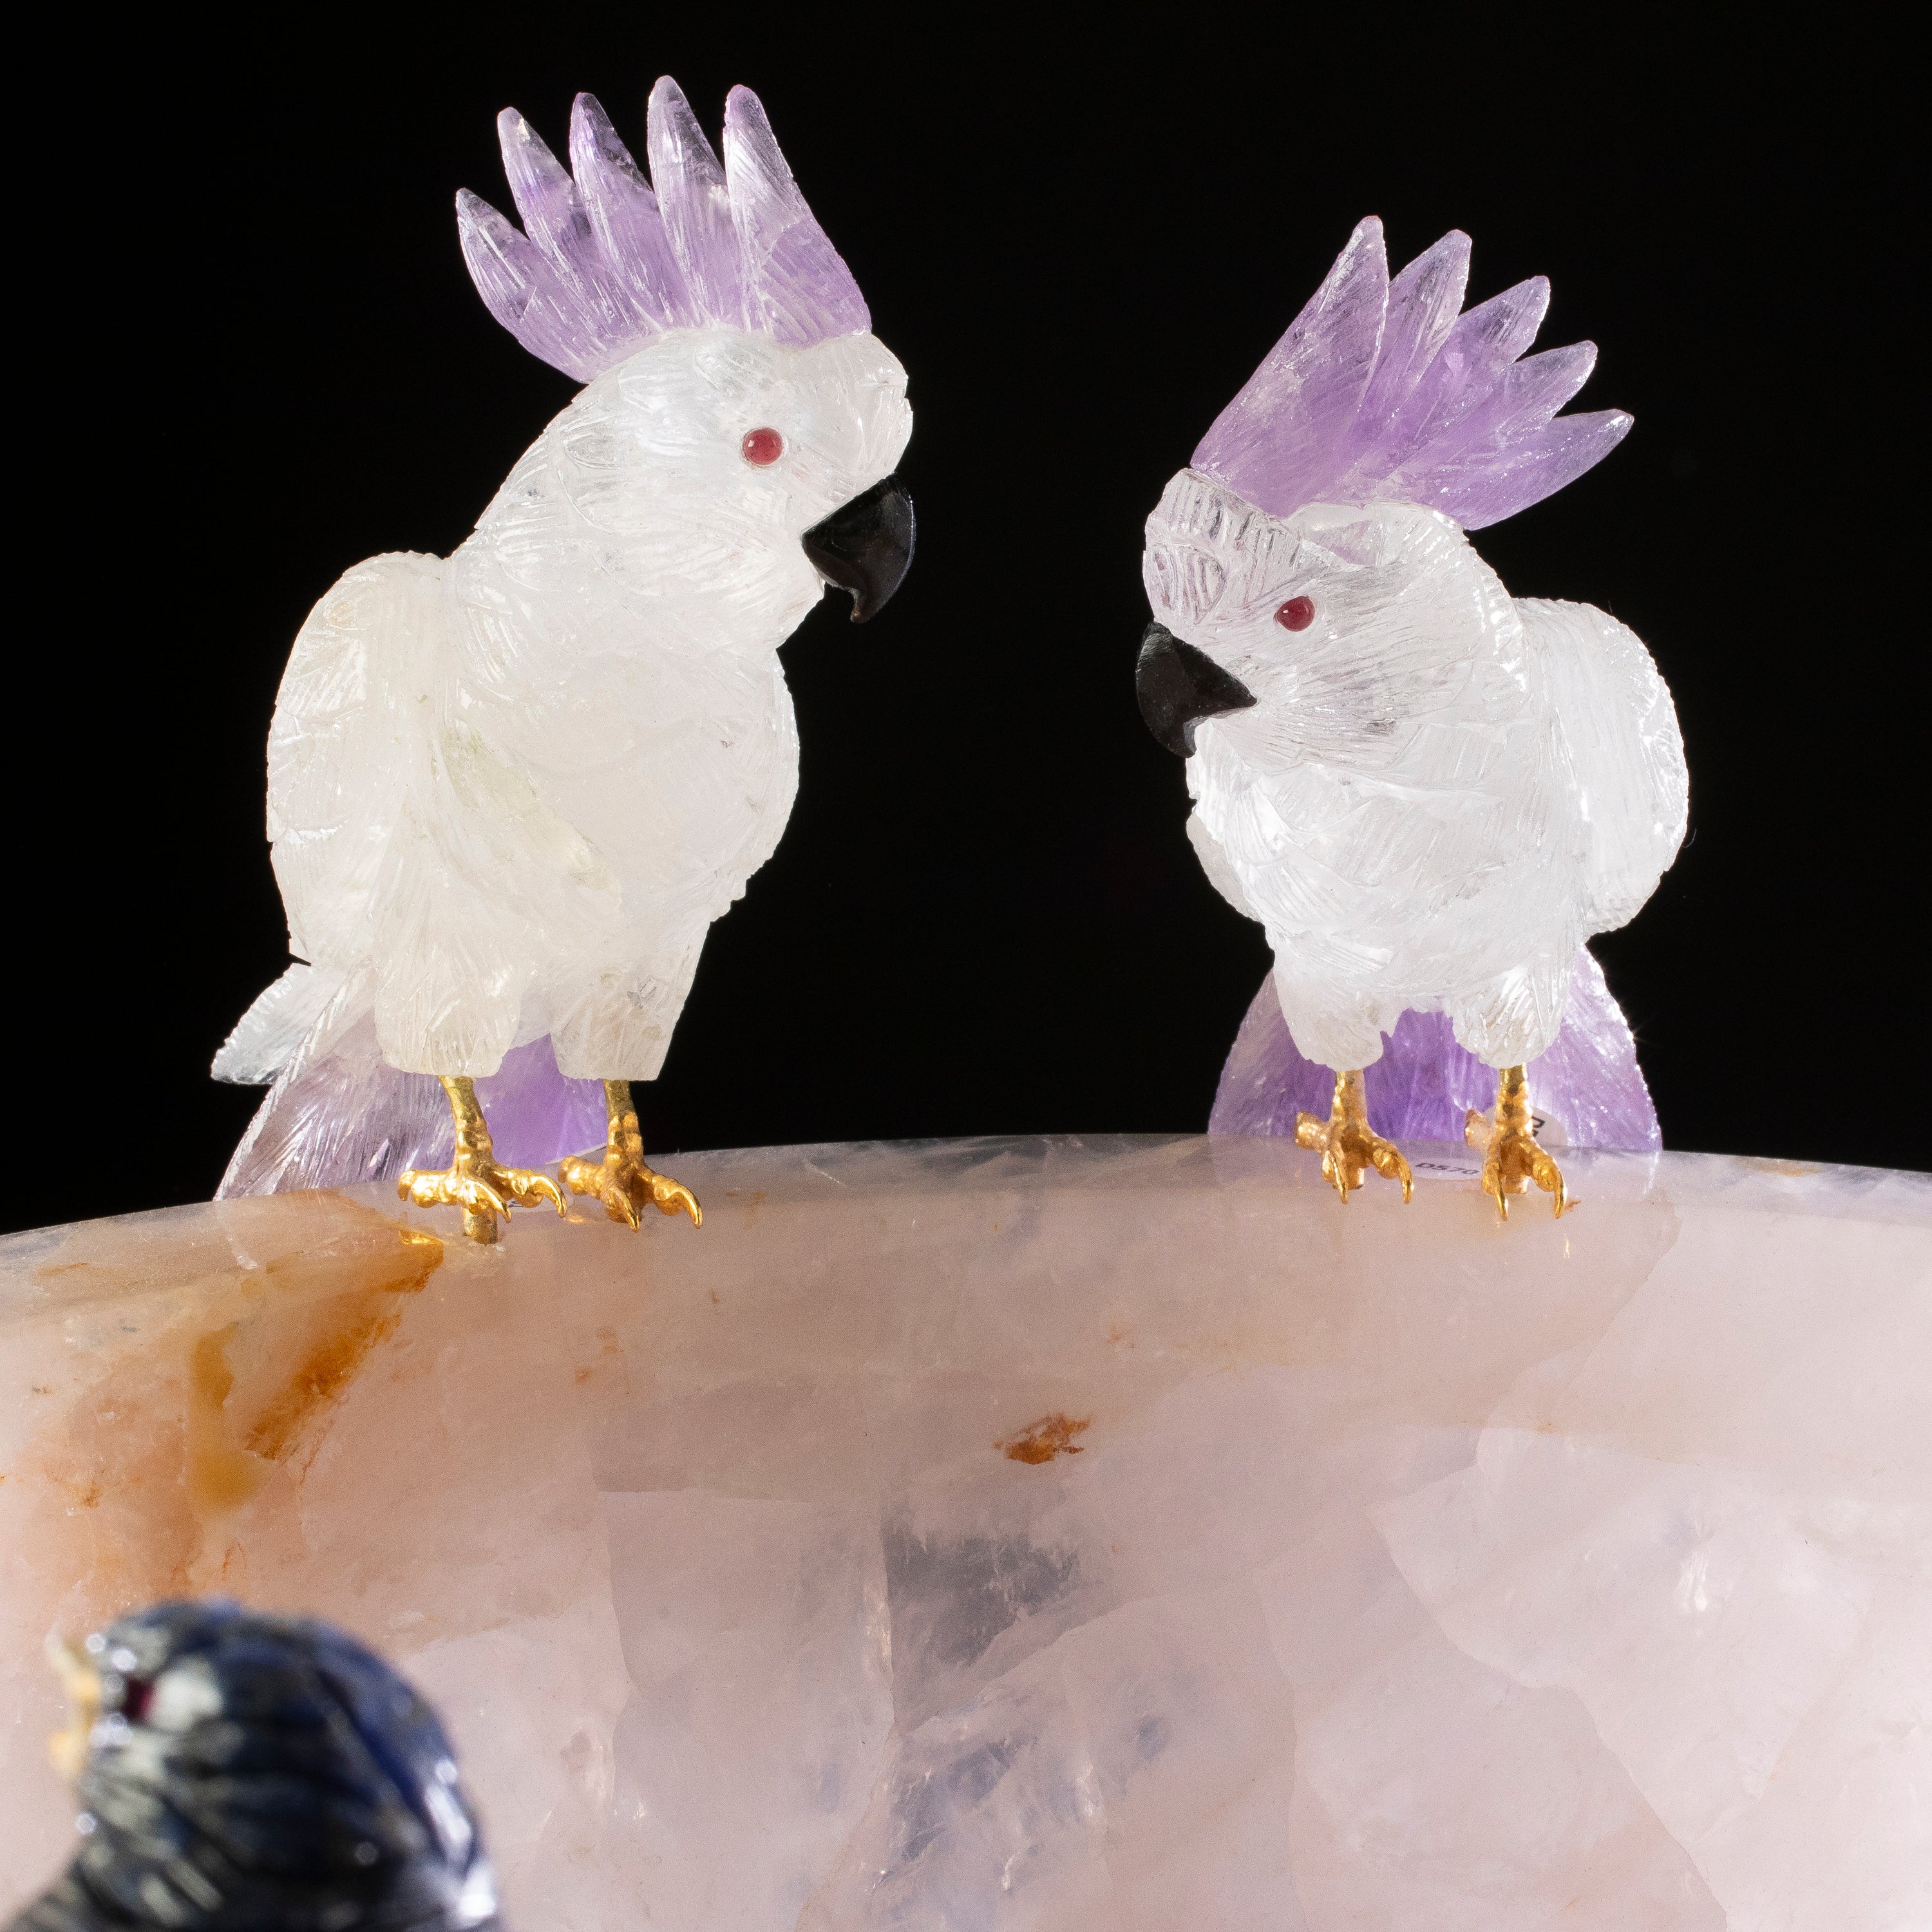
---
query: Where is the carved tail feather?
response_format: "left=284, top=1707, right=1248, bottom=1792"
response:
left=216, top=1016, right=607, bottom=1200
left=1211, top=945, right=1662, bottom=1153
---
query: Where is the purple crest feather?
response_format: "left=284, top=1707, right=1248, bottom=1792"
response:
left=457, top=79, right=871, bottom=379
left=1193, top=220, right=1631, bottom=531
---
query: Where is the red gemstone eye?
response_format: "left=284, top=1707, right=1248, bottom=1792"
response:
left=1275, top=596, right=1315, bottom=632
left=740, top=427, right=784, bottom=466
left=120, top=1678, right=153, bottom=1723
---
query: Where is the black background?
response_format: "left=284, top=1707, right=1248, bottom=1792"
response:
left=7, top=12, right=1924, bottom=1234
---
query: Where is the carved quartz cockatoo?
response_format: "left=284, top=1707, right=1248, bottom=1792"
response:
left=213, top=80, right=913, bottom=1242
left=1138, top=219, right=1685, bottom=1217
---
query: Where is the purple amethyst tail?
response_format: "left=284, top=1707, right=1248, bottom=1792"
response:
left=1209, top=948, right=1662, bottom=1150
left=217, top=1028, right=609, bottom=1199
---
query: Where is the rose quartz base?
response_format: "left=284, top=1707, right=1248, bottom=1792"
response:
left=3, top=1138, right=1927, bottom=1929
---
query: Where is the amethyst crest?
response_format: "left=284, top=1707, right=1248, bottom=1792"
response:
left=1193, top=217, right=1629, bottom=532
left=457, top=79, right=871, bottom=381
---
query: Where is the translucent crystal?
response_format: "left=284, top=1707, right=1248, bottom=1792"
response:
left=5, top=1139, right=1926, bottom=1926
left=645, top=77, right=748, bottom=334
left=569, top=93, right=694, bottom=334
left=1191, top=218, right=1628, bottom=531
left=458, top=82, right=869, bottom=381
left=1350, top=231, right=1469, bottom=444
left=722, top=88, right=873, bottom=346
left=216, top=77, right=912, bottom=1126
left=1148, top=222, right=1683, bottom=1075
left=1150, top=484, right=1686, bottom=1070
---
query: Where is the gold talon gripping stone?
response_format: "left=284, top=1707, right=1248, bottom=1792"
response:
left=1294, top=1068, right=1414, bottom=1205
left=560, top=1079, right=702, bottom=1231
left=398, top=1075, right=567, bottom=1244
left=1466, top=1064, right=1570, bottom=1220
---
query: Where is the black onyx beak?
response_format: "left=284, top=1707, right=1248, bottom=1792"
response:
left=1135, top=621, right=1256, bottom=757
left=802, top=474, right=915, bottom=623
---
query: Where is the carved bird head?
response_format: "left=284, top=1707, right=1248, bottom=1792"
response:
left=458, top=81, right=913, bottom=630
left=1137, top=217, right=1625, bottom=772
left=32, top=1599, right=498, bottom=1931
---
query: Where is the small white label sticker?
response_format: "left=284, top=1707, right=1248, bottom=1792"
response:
left=1410, top=1106, right=1567, bottom=1180
left=1411, top=1153, right=1483, bottom=1182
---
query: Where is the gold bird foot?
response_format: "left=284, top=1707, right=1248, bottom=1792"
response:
left=560, top=1079, right=702, bottom=1230
left=399, top=1075, right=566, bottom=1245
left=1295, top=1068, right=1414, bottom=1206
left=1466, top=1063, right=1569, bottom=1220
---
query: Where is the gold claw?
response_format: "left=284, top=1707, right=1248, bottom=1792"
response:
left=397, top=1075, right=569, bottom=1244
left=560, top=1080, right=703, bottom=1233
left=1296, top=1072, right=1413, bottom=1206
left=649, top=1176, right=702, bottom=1226
left=1470, top=1067, right=1569, bottom=1222
left=507, top=1170, right=567, bottom=1215
left=1531, top=1146, right=1568, bottom=1218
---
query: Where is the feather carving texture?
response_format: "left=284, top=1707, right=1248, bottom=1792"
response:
left=245, top=314, right=911, bottom=1089
left=214, top=77, right=911, bottom=1200
left=1151, top=221, right=1683, bottom=1079
left=458, top=81, right=869, bottom=379
left=1193, top=218, right=1630, bottom=531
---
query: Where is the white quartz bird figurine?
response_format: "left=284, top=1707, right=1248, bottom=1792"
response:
left=1139, top=218, right=1684, bottom=1217
left=214, top=80, right=914, bottom=1242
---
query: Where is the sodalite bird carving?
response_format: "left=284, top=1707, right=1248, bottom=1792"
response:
left=213, top=80, right=914, bottom=1242
left=14, top=1600, right=499, bottom=1931
left=1137, top=219, right=1685, bottom=1217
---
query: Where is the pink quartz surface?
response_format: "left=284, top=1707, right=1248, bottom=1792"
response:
left=5, top=1138, right=1927, bottom=1928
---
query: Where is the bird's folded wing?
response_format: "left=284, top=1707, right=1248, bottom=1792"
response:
left=1523, top=596, right=1688, bottom=933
